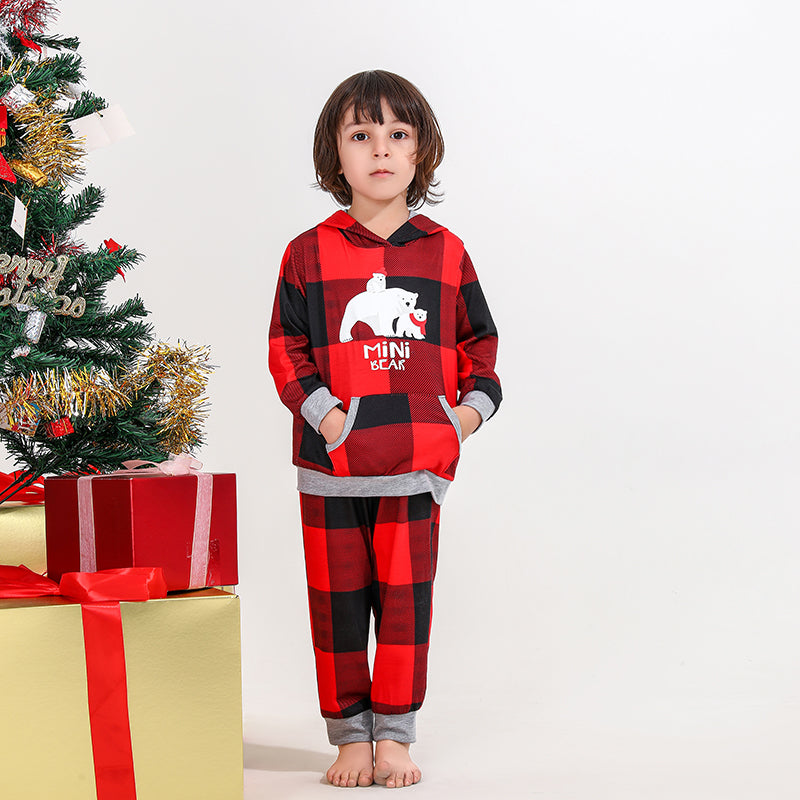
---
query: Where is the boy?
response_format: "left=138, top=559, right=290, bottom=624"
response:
left=269, top=70, right=501, bottom=788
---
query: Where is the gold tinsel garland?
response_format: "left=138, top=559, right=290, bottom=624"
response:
left=13, top=96, right=85, bottom=185
left=0, top=344, right=214, bottom=453
left=120, top=342, right=214, bottom=455
left=0, top=55, right=87, bottom=186
left=0, top=366, right=130, bottom=421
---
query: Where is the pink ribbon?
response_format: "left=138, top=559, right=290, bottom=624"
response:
left=77, top=455, right=215, bottom=589
left=120, top=454, right=202, bottom=476
left=77, top=475, right=97, bottom=572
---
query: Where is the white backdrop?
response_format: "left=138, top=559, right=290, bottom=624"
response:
left=5, top=1, right=800, bottom=797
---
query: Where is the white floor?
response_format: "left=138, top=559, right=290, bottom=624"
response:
left=242, top=710, right=534, bottom=800
left=241, top=702, right=798, bottom=800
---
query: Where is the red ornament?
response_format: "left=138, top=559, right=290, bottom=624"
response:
left=45, top=417, right=74, bottom=438
left=0, top=151, right=17, bottom=183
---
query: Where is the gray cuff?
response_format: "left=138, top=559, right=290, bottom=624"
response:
left=373, top=711, right=416, bottom=743
left=326, top=710, right=374, bottom=745
left=459, top=390, right=495, bottom=431
left=300, top=387, right=342, bottom=433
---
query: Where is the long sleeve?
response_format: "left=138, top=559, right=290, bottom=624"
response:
left=455, top=250, right=502, bottom=422
left=268, top=244, right=341, bottom=432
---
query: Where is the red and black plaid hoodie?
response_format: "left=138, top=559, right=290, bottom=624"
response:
left=269, top=210, right=501, bottom=503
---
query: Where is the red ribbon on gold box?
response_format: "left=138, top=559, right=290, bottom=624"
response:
left=0, top=565, right=243, bottom=799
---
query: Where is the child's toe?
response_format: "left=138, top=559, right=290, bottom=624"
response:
left=357, top=769, right=374, bottom=787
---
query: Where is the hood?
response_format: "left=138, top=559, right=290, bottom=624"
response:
left=321, top=210, right=448, bottom=247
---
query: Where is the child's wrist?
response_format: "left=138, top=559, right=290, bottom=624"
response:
left=319, top=407, right=347, bottom=444
left=454, top=405, right=481, bottom=439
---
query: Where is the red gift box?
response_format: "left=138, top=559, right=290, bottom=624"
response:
left=45, top=416, right=75, bottom=438
left=44, top=472, right=238, bottom=591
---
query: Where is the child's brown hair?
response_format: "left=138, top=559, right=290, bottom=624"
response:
left=314, top=70, right=445, bottom=209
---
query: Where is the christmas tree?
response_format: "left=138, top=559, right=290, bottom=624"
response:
left=0, top=1, right=210, bottom=503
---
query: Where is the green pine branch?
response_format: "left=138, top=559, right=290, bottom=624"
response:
left=24, top=53, right=84, bottom=94
left=35, top=35, right=81, bottom=52
left=64, top=91, right=108, bottom=121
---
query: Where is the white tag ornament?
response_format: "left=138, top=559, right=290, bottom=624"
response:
left=69, top=104, right=135, bottom=151
left=11, top=196, right=27, bottom=239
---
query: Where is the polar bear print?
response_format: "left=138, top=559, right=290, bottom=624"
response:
left=395, top=308, right=427, bottom=339
left=366, top=272, right=386, bottom=293
left=339, top=288, right=418, bottom=342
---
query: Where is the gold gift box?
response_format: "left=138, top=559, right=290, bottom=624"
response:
left=0, top=588, right=243, bottom=800
left=0, top=503, right=46, bottom=573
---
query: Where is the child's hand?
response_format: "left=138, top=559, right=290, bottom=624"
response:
left=319, top=407, right=348, bottom=444
left=453, top=405, right=481, bottom=442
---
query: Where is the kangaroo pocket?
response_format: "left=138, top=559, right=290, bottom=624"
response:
left=326, top=393, right=461, bottom=480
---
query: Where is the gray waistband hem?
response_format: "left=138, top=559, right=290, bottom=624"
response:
left=297, top=468, right=450, bottom=505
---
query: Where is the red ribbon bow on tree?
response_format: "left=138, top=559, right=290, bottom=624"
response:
left=14, top=31, right=42, bottom=52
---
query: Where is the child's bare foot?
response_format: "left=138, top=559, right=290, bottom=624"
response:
left=326, top=741, right=374, bottom=787
left=374, top=740, right=421, bottom=788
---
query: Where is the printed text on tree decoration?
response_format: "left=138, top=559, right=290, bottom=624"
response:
left=0, top=253, right=86, bottom=317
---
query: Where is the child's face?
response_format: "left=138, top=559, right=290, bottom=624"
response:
left=337, top=98, right=417, bottom=210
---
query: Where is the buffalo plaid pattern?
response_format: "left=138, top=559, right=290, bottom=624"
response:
left=326, top=393, right=461, bottom=479
left=269, top=211, right=501, bottom=480
left=300, top=492, right=441, bottom=718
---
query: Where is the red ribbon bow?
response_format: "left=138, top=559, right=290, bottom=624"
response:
left=0, top=565, right=167, bottom=799
left=104, top=238, right=126, bottom=280
left=14, top=31, right=42, bottom=52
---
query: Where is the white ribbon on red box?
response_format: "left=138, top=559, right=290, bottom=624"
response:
left=76, top=455, right=214, bottom=589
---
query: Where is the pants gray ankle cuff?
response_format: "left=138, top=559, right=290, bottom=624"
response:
left=325, top=710, right=374, bottom=745
left=373, top=711, right=416, bottom=743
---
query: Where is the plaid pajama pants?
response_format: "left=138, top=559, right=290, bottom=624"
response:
left=300, top=492, right=441, bottom=729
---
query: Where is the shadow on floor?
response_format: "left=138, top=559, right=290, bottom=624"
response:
left=244, top=742, right=331, bottom=773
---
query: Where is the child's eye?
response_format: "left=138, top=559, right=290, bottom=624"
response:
left=391, top=131, right=409, bottom=140
left=352, top=132, right=368, bottom=141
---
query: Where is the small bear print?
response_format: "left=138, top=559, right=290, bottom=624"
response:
left=366, top=272, right=387, bottom=293
left=395, top=308, right=427, bottom=339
